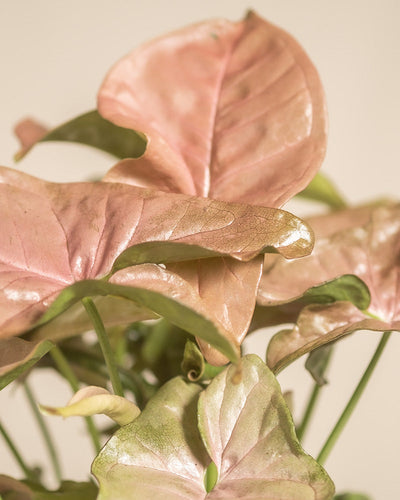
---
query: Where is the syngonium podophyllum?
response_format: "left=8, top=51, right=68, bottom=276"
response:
left=11, top=10, right=327, bottom=364
left=92, top=355, right=335, bottom=500
left=254, top=203, right=400, bottom=373
left=0, top=165, right=312, bottom=368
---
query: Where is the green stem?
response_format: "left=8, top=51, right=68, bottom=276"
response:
left=0, top=420, right=36, bottom=481
left=50, top=346, right=101, bottom=453
left=317, top=331, right=392, bottom=465
left=297, top=383, right=321, bottom=441
left=82, top=297, right=124, bottom=397
left=23, top=380, right=62, bottom=483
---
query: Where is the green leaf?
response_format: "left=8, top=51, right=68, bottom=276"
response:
left=302, top=275, right=370, bottom=310
left=0, top=339, right=53, bottom=390
left=111, top=242, right=223, bottom=273
left=297, top=172, right=347, bottom=209
left=16, top=111, right=146, bottom=160
left=93, top=378, right=208, bottom=500
left=31, top=274, right=239, bottom=364
left=252, top=274, right=371, bottom=333
left=305, top=344, right=333, bottom=385
left=93, top=355, right=334, bottom=499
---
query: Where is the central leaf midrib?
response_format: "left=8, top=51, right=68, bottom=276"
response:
left=205, top=31, right=242, bottom=198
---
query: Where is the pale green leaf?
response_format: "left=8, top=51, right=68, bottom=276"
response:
left=93, top=355, right=334, bottom=499
left=40, top=386, right=140, bottom=426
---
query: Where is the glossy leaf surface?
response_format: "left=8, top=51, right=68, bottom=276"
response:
left=93, top=377, right=208, bottom=500
left=0, top=338, right=53, bottom=390
left=258, top=204, right=400, bottom=371
left=252, top=274, right=370, bottom=332
left=14, top=111, right=146, bottom=161
left=100, top=11, right=327, bottom=207
left=0, top=166, right=312, bottom=348
left=93, top=355, right=334, bottom=499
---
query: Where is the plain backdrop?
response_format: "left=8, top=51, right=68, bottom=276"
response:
left=1, top=1, right=400, bottom=498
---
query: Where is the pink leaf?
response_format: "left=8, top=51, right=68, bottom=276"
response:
left=100, top=10, right=327, bottom=207
left=0, top=167, right=312, bottom=355
left=166, top=257, right=263, bottom=365
left=14, top=118, right=49, bottom=160
left=258, top=203, right=400, bottom=371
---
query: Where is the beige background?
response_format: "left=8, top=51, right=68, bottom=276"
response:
left=1, top=1, right=400, bottom=498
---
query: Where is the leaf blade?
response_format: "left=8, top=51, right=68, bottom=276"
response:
left=100, top=11, right=327, bottom=207
left=14, top=111, right=146, bottom=160
left=0, top=338, right=53, bottom=390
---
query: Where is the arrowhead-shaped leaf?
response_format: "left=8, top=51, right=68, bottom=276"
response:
left=0, top=167, right=312, bottom=363
left=100, top=10, right=327, bottom=207
left=93, top=355, right=334, bottom=499
left=0, top=338, right=53, bottom=390
left=14, top=111, right=146, bottom=161
left=257, top=203, right=400, bottom=371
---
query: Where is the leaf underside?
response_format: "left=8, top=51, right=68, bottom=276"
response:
left=0, top=338, right=53, bottom=390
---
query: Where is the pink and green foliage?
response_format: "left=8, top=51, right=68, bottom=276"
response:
left=6, top=9, right=326, bottom=365
left=0, top=8, right=388, bottom=500
left=93, top=355, right=334, bottom=500
left=0, top=164, right=312, bottom=365
left=256, top=203, right=400, bottom=372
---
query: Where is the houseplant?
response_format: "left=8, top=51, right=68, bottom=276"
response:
left=0, top=7, right=396, bottom=499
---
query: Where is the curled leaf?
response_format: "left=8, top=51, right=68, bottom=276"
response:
left=100, top=10, right=327, bottom=207
left=181, top=340, right=205, bottom=381
left=40, top=385, right=140, bottom=426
